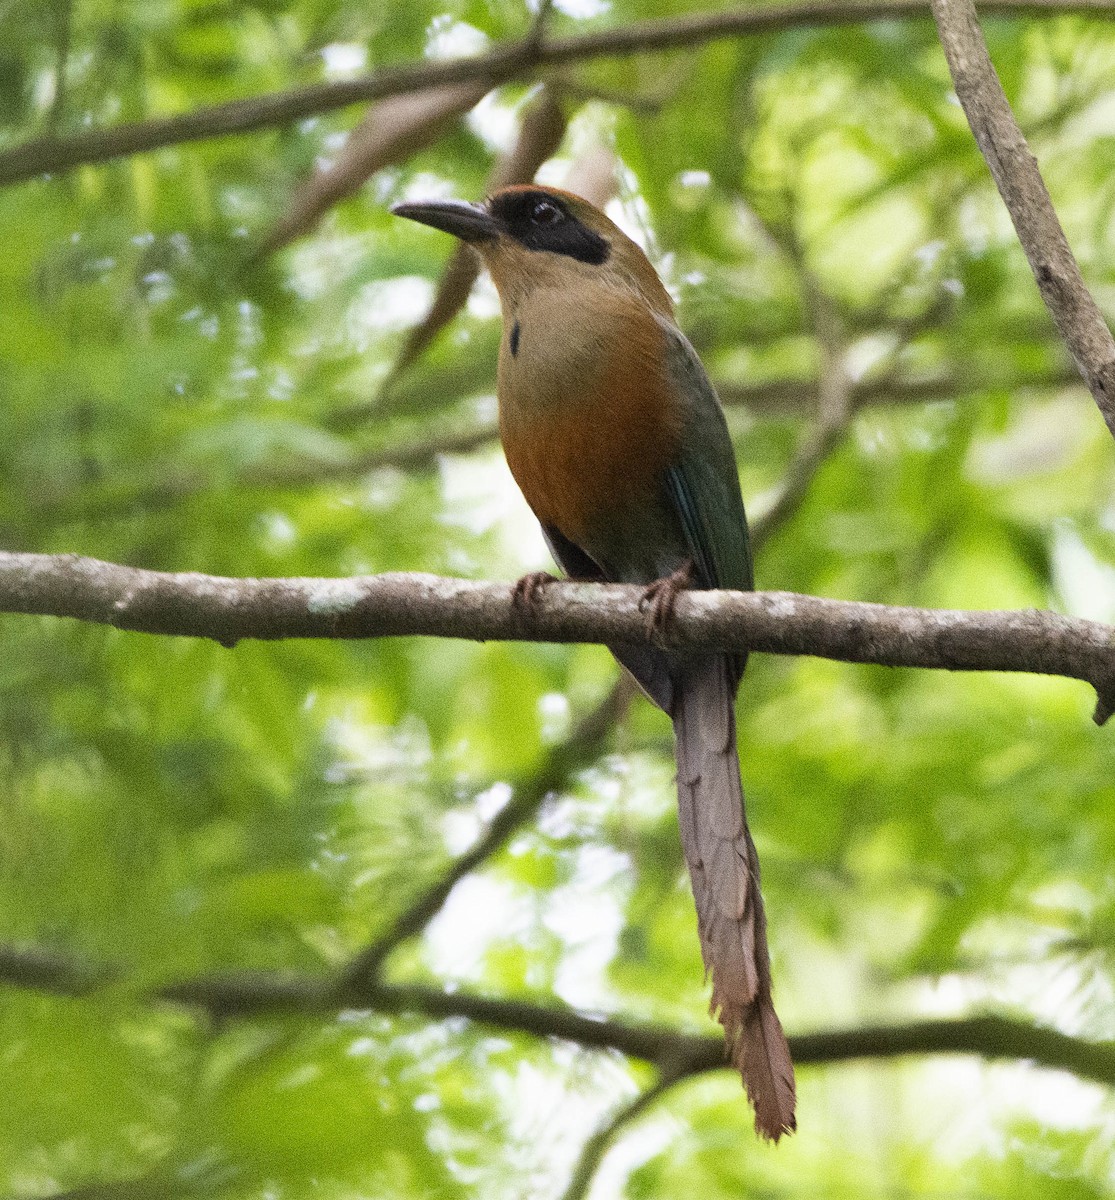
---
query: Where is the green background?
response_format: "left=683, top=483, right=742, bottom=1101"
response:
left=2, top=0, right=1115, bottom=1196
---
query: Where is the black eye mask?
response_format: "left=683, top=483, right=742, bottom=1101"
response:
left=487, top=191, right=610, bottom=265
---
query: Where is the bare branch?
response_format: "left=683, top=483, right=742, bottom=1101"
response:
left=258, top=80, right=490, bottom=257
left=57, top=424, right=502, bottom=521
left=749, top=407, right=851, bottom=553
left=4, top=943, right=1115, bottom=1091
left=47, top=0, right=74, bottom=137
left=342, top=675, right=634, bottom=987
left=159, top=986, right=1115, bottom=1092
left=719, top=363, right=1082, bottom=416
left=559, top=1074, right=684, bottom=1200
left=0, top=942, right=95, bottom=996
left=526, top=0, right=558, bottom=51
left=381, top=249, right=488, bottom=390
left=0, top=41, right=530, bottom=188
left=750, top=262, right=856, bottom=553
left=242, top=423, right=498, bottom=489
left=64, top=363, right=1077, bottom=516
left=1, top=554, right=1112, bottom=720
left=274, top=362, right=1076, bottom=498
left=5, top=0, right=1115, bottom=187
left=349, top=354, right=1078, bottom=453
left=930, top=0, right=1115, bottom=438
left=38, top=1177, right=173, bottom=1200
left=384, top=87, right=568, bottom=385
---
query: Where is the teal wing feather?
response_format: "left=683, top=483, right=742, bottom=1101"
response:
left=657, top=317, right=753, bottom=594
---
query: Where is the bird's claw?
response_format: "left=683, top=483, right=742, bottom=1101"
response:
left=512, top=570, right=559, bottom=613
left=639, top=559, right=694, bottom=641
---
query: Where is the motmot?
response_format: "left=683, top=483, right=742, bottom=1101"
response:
left=393, top=186, right=796, bottom=1140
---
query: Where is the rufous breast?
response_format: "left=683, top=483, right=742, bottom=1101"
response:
left=497, top=286, right=683, bottom=548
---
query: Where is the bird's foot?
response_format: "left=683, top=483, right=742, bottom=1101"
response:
left=512, top=570, right=559, bottom=614
left=639, top=559, right=694, bottom=641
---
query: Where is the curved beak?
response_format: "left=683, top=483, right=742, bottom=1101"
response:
left=391, top=198, right=498, bottom=244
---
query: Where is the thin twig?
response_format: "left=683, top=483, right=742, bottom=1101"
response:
left=930, top=0, right=1115, bottom=438
left=5, top=0, right=1115, bottom=186
left=46, top=0, right=73, bottom=137
left=551, top=82, right=667, bottom=115
left=719, top=362, right=1082, bottom=414
left=377, top=86, right=568, bottom=394
left=35, top=1177, right=175, bottom=1200
left=37, top=423, right=502, bottom=524
left=749, top=414, right=852, bottom=554
left=369, top=339, right=1077, bottom=433
left=749, top=251, right=857, bottom=554
left=341, top=675, right=634, bottom=987
left=242, top=422, right=499, bottom=488
left=49, top=363, right=1078, bottom=520
left=526, top=0, right=558, bottom=50
left=558, top=1073, right=685, bottom=1200
left=1, top=556, right=1112, bottom=720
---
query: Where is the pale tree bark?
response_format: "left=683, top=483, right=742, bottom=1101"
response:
left=1, top=553, right=1113, bottom=721
left=931, top=0, right=1115, bottom=437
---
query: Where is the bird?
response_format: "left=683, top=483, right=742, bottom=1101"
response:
left=393, top=185, right=796, bottom=1140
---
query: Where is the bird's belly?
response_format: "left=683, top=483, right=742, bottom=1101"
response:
left=500, top=388, right=685, bottom=579
left=496, top=287, right=688, bottom=577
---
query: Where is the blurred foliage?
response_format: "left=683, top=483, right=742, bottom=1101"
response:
left=2, top=0, right=1115, bottom=1197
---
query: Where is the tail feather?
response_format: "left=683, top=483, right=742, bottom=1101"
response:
left=673, top=656, right=796, bottom=1142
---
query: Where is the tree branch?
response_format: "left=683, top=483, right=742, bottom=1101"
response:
left=748, top=392, right=852, bottom=554
left=140, top=987, right=1115, bottom=1093
left=256, top=80, right=490, bottom=258
left=3, top=943, right=1115, bottom=1091
left=237, top=362, right=1079, bottom=495
left=331, top=360, right=1079, bottom=458
left=341, top=675, right=634, bottom=986
left=749, top=254, right=856, bottom=554
left=558, top=1073, right=684, bottom=1200
left=49, top=363, right=1078, bottom=520
left=526, top=0, right=559, bottom=52
left=2, top=554, right=1112, bottom=720
left=719, top=362, right=1082, bottom=415
left=930, top=0, right=1115, bottom=438
left=381, top=87, right=568, bottom=387
left=46, top=0, right=74, bottom=137
left=4, top=0, right=1115, bottom=187
left=242, top=423, right=499, bottom=489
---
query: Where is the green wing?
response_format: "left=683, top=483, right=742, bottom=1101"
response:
left=657, top=318, right=754, bottom=594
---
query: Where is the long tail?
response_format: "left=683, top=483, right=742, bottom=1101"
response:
left=673, top=655, right=796, bottom=1141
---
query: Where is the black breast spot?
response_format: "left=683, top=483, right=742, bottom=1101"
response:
left=510, top=320, right=521, bottom=358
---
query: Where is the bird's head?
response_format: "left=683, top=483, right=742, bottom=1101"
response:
left=392, top=185, right=673, bottom=316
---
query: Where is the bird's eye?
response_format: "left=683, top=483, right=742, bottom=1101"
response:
left=531, top=199, right=562, bottom=225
